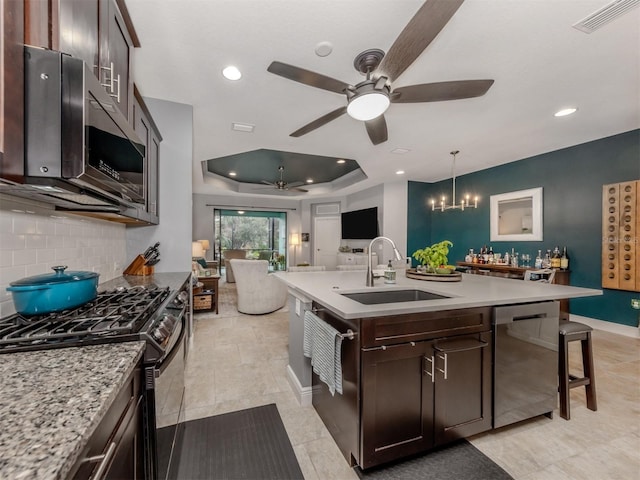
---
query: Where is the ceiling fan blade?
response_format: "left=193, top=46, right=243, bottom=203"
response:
left=261, top=180, right=276, bottom=186
left=391, top=79, right=494, bottom=103
left=376, top=0, right=465, bottom=83
left=287, top=181, right=305, bottom=188
left=289, top=187, right=309, bottom=193
left=290, top=106, right=347, bottom=137
left=365, top=115, right=388, bottom=145
left=268, top=61, right=351, bottom=94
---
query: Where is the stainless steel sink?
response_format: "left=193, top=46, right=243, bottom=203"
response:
left=341, top=289, right=450, bottom=305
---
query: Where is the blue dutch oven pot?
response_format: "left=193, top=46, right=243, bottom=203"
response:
left=7, top=266, right=100, bottom=315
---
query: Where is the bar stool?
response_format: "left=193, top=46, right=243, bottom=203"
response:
left=558, top=320, right=597, bottom=420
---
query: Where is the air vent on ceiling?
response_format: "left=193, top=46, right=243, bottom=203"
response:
left=231, top=122, right=255, bottom=133
left=572, top=0, right=639, bottom=33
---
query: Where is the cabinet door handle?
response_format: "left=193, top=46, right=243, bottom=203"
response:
left=423, top=355, right=435, bottom=383
left=111, top=73, right=121, bottom=103
left=85, top=441, right=117, bottom=479
left=101, top=62, right=116, bottom=93
left=437, top=352, right=448, bottom=380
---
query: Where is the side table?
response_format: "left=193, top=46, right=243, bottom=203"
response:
left=196, top=275, right=220, bottom=314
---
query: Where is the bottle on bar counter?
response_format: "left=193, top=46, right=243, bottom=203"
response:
left=560, top=246, right=569, bottom=270
left=534, top=250, right=543, bottom=269
left=551, top=246, right=562, bottom=269
left=465, top=249, right=474, bottom=263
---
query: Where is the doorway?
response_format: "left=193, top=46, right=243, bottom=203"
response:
left=313, top=216, right=340, bottom=269
left=213, top=209, right=288, bottom=271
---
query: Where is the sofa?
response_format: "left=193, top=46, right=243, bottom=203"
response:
left=229, top=259, right=287, bottom=314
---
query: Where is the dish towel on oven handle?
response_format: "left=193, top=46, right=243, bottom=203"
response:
left=303, top=310, right=343, bottom=395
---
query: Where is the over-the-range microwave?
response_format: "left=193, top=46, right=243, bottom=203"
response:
left=19, top=46, right=146, bottom=211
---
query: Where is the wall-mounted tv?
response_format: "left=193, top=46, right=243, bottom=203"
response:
left=341, top=207, right=379, bottom=240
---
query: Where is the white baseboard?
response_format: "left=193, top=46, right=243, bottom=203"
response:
left=286, top=365, right=312, bottom=406
left=570, top=314, right=639, bottom=338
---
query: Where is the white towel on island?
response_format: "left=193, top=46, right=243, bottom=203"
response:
left=303, top=310, right=343, bottom=395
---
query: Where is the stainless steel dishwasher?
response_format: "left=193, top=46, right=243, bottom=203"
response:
left=493, top=301, right=559, bottom=428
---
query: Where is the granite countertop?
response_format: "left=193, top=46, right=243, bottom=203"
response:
left=274, top=270, right=602, bottom=319
left=0, top=342, right=146, bottom=480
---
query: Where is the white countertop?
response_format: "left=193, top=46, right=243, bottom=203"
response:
left=273, top=270, right=602, bottom=319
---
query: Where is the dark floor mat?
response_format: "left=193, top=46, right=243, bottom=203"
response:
left=355, top=439, right=514, bottom=480
left=169, top=403, right=304, bottom=480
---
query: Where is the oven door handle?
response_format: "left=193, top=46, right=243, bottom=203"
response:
left=155, top=315, right=186, bottom=375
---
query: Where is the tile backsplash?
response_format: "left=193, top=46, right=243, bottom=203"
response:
left=0, top=197, right=127, bottom=316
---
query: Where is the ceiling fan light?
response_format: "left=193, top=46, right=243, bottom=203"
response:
left=347, top=91, right=390, bottom=121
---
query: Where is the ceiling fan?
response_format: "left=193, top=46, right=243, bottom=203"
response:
left=267, top=0, right=494, bottom=145
left=257, top=166, right=308, bottom=193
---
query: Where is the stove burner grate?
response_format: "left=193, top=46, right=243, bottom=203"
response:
left=0, top=286, right=170, bottom=351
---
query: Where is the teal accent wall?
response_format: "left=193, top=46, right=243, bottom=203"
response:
left=408, top=129, right=640, bottom=327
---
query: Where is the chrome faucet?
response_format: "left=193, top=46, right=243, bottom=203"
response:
left=366, top=236, right=404, bottom=287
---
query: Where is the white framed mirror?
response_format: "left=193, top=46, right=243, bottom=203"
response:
left=490, top=187, right=543, bottom=241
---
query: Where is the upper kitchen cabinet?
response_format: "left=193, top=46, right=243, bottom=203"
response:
left=99, top=0, right=139, bottom=120
left=133, top=86, right=162, bottom=225
left=0, top=0, right=25, bottom=180
left=54, top=0, right=100, bottom=75
left=25, top=0, right=140, bottom=121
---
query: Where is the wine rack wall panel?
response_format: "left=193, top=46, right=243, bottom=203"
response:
left=602, top=180, right=639, bottom=292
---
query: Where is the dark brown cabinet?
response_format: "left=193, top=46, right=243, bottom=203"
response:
left=25, top=0, right=139, bottom=121
left=0, top=0, right=25, bottom=181
left=69, top=360, right=146, bottom=479
left=133, top=86, right=162, bottom=225
left=360, top=332, right=492, bottom=468
left=56, top=0, right=100, bottom=75
left=99, top=0, right=136, bottom=120
left=432, top=333, right=492, bottom=445
left=361, top=341, right=434, bottom=468
left=312, top=305, right=493, bottom=470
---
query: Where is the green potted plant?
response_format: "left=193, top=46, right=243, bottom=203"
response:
left=412, top=240, right=453, bottom=273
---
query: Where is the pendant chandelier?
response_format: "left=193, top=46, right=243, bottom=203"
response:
left=431, top=150, right=479, bottom=212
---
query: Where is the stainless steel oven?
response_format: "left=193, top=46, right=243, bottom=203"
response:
left=148, top=288, right=189, bottom=480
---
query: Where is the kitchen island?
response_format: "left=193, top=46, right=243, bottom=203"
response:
left=0, top=342, right=145, bottom=479
left=274, top=270, right=601, bottom=469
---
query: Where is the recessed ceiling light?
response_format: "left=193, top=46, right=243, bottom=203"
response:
left=306, top=179, right=314, bottom=184
left=554, top=107, right=577, bottom=117
left=391, top=148, right=411, bottom=154
left=237, top=210, right=245, bottom=214
left=396, top=170, right=405, bottom=175
left=336, top=159, right=346, bottom=164
left=222, top=65, right=242, bottom=80
left=229, top=171, right=237, bottom=176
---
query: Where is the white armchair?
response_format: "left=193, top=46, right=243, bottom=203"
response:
left=229, top=259, right=287, bottom=314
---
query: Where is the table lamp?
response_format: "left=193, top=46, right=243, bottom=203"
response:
left=290, top=233, right=300, bottom=266
left=192, top=241, right=204, bottom=258
left=197, top=239, right=210, bottom=259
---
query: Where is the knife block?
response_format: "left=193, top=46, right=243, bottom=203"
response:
left=123, top=255, right=154, bottom=276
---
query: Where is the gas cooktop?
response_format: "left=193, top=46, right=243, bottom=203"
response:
left=0, top=285, right=171, bottom=353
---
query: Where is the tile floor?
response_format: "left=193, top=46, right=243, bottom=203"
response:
left=186, top=280, right=640, bottom=479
